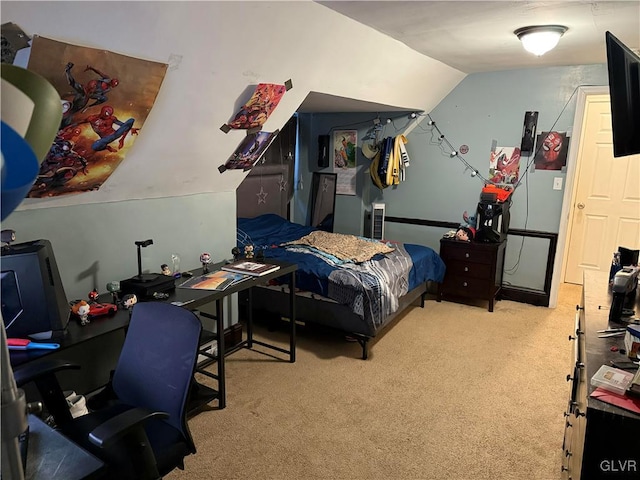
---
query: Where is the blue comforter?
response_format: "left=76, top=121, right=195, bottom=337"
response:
left=237, top=214, right=445, bottom=328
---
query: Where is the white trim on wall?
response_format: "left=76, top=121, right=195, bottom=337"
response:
left=550, top=85, right=609, bottom=308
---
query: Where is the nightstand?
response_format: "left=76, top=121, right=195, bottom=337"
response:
left=437, top=238, right=506, bottom=312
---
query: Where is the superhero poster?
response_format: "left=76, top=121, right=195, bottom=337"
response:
left=534, top=131, right=569, bottom=171
left=225, top=83, right=286, bottom=130
left=224, top=130, right=279, bottom=171
left=25, top=36, right=167, bottom=198
left=488, top=146, right=521, bottom=185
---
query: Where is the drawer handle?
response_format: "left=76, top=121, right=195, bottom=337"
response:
left=575, top=408, right=585, bottom=417
left=566, top=374, right=574, bottom=382
left=464, top=266, right=469, bottom=272
left=463, top=281, right=468, bottom=287
left=465, top=253, right=470, bottom=258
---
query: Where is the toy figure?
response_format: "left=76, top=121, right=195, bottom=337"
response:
left=455, top=226, right=476, bottom=242
left=255, top=248, right=265, bottom=262
left=122, top=294, right=137, bottom=315
left=161, top=263, right=172, bottom=276
left=88, top=288, right=99, bottom=303
left=200, top=252, right=212, bottom=273
left=244, top=245, right=254, bottom=259
left=171, top=253, right=181, bottom=277
left=231, top=247, right=241, bottom=261
left=71, top=300, right=91, bottom=326
left=106, top=281, right=120, bottom=304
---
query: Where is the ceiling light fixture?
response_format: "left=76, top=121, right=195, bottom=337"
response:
left=515, top=25, right=568, bottom=56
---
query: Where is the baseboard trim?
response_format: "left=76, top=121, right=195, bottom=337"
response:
left=501, top=286, right=549, bottom=307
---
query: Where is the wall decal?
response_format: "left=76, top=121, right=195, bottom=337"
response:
left=333, top=129, right=357, bottom=196
left=25, top=36, right=167, bottom=198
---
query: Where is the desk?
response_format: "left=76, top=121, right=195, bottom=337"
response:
left=24, top=414, right=104, bottom=480
left=10, top=260, right=297, bottom=412
left=167, top=260, right=297, bottom=410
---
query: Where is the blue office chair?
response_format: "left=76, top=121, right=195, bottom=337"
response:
left=14, top=302, right=202, bottom=480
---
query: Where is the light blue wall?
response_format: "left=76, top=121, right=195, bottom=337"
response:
left=296, top=65, right=608, bottom=291
left=383, top=64, right=608, bottom=290
left=3, top=193, right=236, bottom=303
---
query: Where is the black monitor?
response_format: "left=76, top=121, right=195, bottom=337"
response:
left=1, top=239, right=70, bottom=339
left=605, top=31, right=640, bottom=158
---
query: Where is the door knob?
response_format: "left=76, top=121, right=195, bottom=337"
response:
left=577, top=202, right=585, bottom=209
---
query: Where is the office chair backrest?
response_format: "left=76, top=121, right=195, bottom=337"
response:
left=112, top=302, right=201, bottom=437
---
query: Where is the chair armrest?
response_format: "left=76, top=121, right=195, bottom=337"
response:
left=13, top=359, right=80, bottom=387
left=88, top=407, right=169, bottom=449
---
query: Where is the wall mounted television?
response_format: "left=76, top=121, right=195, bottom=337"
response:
left=1, top=239, right=70, bottom=339
left=605, top=31, right=640, bottom=158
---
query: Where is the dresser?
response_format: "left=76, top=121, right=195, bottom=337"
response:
left=561, top=270, right=640, bottom=480
left=437, top=238, right=506, bottom=312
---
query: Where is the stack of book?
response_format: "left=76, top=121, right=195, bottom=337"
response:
left=221, top=260, right=280, bottom=277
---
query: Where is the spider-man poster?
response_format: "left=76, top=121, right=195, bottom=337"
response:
left=225, top=83, right=286, bottom=130
left=534, top=131, right=569, bottom=171
left=25, top=36, right=167, bottom=198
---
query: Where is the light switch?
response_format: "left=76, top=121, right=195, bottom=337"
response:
left=553, top=177, right=563, bottom=190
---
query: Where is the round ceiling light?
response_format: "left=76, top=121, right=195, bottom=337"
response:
left=514, top=25, right=568, bottom=56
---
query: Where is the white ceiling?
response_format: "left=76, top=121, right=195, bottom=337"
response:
left=317, top=1, right=640, bottom=74
left=299, top=1, right=640, bottom=113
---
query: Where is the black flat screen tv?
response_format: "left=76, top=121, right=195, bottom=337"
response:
left=605, top=31, right=640, bottom=158
left=1, top=239, right=70, bottom=339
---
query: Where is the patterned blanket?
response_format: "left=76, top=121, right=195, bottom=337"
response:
left=285, top=230, right=394, bottom=263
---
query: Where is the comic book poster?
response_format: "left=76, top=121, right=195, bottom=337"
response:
left=224, top=130, right=279, bottom=171
left=25, top=36, right=167, bottom=198
left=489, top=146, right=521, bottom=185
left=534, top=131, right=570, bottom=171
left=226, top=83, right=286, bottom=130
left=333, top=129, right=357, bottom=195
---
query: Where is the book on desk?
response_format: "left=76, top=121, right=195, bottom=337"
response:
left=221, top=260, right=280, bottom=277
left=178, top=270, right=247, bottom=291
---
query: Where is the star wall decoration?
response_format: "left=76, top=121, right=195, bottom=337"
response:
left=278, top=175, right=288, bottom=192
left=322, top=178, right=329, bottom=192
left=257, top=186, right=268, bottom=204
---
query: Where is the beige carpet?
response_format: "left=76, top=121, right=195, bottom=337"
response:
left=167, top=283, right=582, bottom=480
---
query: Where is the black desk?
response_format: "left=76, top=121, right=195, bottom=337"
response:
left=10, top=260, right=297, bottom=411
left=24, top=414, right=104, bottom=480
left=167, top=260, right=297, bottom=410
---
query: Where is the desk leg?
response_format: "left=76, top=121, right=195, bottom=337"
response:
left=247, top=287, right=253, bottom=348
left=289, top=273, right=296, bottom=363
left=216, top=299, right=226, bottom=409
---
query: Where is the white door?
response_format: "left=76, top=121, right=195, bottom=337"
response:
left=564, top=94, right=640, bottom=285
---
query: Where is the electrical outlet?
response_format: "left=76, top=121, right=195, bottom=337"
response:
left=553, top=177, right=563, bottom=190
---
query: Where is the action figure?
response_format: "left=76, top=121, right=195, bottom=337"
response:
left=200, top=252, right=212, bottom=273
left=71, top=300, right=91, bottom=326
left=161, top=264, right=172, bottom=276
left=88, top=288, right=99, bottom=303
left=122, top=294, right=137, bottom=316
left=455, top=226, right=476, bottom=242
left=244, top=245, right=254, bottom=259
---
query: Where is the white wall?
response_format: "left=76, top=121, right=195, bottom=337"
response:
left=5, top=0, right=465, bottom=212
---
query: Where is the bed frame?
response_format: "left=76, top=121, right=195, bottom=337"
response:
left=241, top=282, right=429, bottom=359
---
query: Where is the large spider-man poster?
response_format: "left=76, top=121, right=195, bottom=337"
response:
left=25, top=36, right=167, bottom=198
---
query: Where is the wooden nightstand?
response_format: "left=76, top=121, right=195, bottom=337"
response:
left=437, top=238, right=506, bottom=312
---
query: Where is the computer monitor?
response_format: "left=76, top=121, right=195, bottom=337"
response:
left=1, top=239, right=70, bottom=339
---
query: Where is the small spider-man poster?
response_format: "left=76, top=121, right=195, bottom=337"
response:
left=488, top=146, right=521, bottom=185
left=534, top=131, right=570, bottom=171
left=225, top=83, right=287, bottom=130
left=25, top=36, right=167, bottom=198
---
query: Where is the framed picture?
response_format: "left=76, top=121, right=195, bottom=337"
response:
left=333, top=129, right=357, bottom=195
left=534, top=131, right=569, bottom=171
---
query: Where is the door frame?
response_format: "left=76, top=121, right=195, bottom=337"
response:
left=549, top=85, right=609, bottom=307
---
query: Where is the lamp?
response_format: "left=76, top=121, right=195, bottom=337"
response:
left=515, top=25, right=568, bottom=56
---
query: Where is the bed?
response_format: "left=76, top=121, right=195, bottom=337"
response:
left=235, top=213, right=446, bottom=359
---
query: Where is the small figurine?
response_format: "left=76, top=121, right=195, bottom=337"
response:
left=244, top=245, right=254, bottom=259
left=71, top=300, right=91, bottom=326
left=255, top=248, right=265, bottom=261
left=455, top=226, right=476, bottom=242
left=122, top=293, right=137, bottom=315
left=231, top=246, right=241, bottom=261
left=88, top=288, right=99, bottom=303
left=200, top=252, right=212, bottom=273
left=171, top=253, right=181, bottom=277
left=161, top=263, right=172, bottom=276
left=106, top=281, right=120, bottom=304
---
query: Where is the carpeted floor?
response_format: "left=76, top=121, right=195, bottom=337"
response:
left=167, top=283, right=582, bottom=480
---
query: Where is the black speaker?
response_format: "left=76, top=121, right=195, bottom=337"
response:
left=520, top=111, right=538, bottom=154
left=318, top=135, right=330, bottom=168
